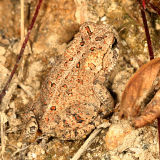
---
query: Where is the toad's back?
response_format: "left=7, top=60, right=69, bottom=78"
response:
left=35, top=22, right=119, bottom=140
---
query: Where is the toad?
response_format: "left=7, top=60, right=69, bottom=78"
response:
left=24, top=22, right=119, bottom=140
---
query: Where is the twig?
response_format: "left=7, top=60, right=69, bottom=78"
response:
left=11, top=145, right=29, bottom=157
left=71, top=122, right=110, bottom=160
left=0, top=0, right=43, bottom=106
left=1, top=113, right=6, bottom=160
left=21, top=0, right=24, bottom=44
left=148, top=2, right=160, bottom=16
left=140, top=8, right=154, bottom=60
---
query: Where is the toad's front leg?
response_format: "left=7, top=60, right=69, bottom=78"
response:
left=93, top=71, right=114, bottom=117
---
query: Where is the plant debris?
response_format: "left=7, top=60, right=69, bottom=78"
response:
left=119, top=57, right=160, bottom=128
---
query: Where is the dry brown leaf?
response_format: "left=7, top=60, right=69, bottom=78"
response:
left=119, top=57, right=160, bottom=128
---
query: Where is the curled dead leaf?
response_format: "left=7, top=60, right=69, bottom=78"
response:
left=119, top=57, right=160, bottom=128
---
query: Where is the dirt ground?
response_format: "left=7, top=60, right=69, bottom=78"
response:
left=0, top=0, right=160, bottom=159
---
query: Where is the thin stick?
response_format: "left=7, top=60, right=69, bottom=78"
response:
left=158, top=118, right=160, bottom=157
left=142, top=0, right=146, bottom=9
left=148, top=2, right=160, bottom=16
left=140, top=8, right=154, bottom=60
left=71, top=122, right=110, bottom=160
left=21, top=0, right=24, bottom=44
left=0, top=0, right=43, bottom=106
left=1, top=113, right=5, bottom=160
left=11, top=145, right=29, bottom=157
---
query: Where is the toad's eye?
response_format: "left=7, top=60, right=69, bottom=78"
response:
left=111, top=38, right=118, bottom=49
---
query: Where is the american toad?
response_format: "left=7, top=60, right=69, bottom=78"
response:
left=24, top=22, right=119, bottom=140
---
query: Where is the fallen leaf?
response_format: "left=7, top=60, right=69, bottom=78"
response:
left=119, top=57, right=160, bottom=128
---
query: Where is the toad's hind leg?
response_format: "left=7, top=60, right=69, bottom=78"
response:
left=20, top=100, right=42, bottom=142
left=21, top=110, right=38, bottom=142
left=52, top=102, right=102, bottom=140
